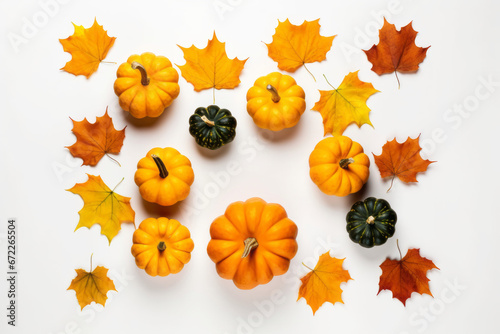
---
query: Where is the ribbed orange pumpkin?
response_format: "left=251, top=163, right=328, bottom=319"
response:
left=309, top=136, right=370, bottom=196
left=134, top=147, right=194, bottom=206
left=131, top=217, right=194, bottom=277
left=246, top=72, right=306, bottom=131
left=207, top=197, right=298, bottom=290
left=114, top=52, right=180, bottom=118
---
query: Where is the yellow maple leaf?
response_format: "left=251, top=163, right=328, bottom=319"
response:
left=59, top=18, right=116, bottom=78
left=177, top=32, right=247, bottom=91
left=266, top=19, right=335, bottom=74
left=298, top=252, right=352, bottom=315
left=312, top=71, right=379, bottom=136
left=68, top=257, right=116, bottom=310
left=67, top=174, right=135, bottom=244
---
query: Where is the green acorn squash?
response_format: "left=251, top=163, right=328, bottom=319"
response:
left=189, top=105, right=237, bottom=150
left=346, top=197, right=397, bottom=248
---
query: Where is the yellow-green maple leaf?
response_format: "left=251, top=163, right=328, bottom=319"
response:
left=312, top=71, right=379, bottom=136
left=67, top=174, right=135, bottom=244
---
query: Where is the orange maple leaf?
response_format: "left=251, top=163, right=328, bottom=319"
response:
left=312, top=71, right=379, bottom=136
left=66, top=108, right=125, bottom=166
left=266, top=19, right=335, bottom=77
left=373, top=135, right=434, bottom=191
left=378, top=247, right=439, bottom=306
left=59, top=18, right=116, bottom=78
left=298, top=252, right=352, bottom=315
left=177, top=32, right=247, bottom=92
left=364, top=18, right=429, bottom=87
left=68, top=256, right=117, bottom=310
left=67, top=175, right=135, bottom=244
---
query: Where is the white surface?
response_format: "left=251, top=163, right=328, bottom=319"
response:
left=1, top=0, right=499, bottom=333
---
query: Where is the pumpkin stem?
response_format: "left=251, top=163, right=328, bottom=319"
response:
left=241, top=237, right=259, bottom=258
left=157, top=241, right=166, bottom=252
left=201, top=115, right=215, bottom=127
left=266, top=84, right=281, bottom=103
left=366, top=216, right=375, bottom=225
left=339, top=158, right=355, bottom=169
left=151, top=154, right=168, bottom=178
left=131, top=61, right=150, bottom=86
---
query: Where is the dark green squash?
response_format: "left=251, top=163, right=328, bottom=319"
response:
left=189, top=105, right=237, bottom=150
left=346, top=197, right=397, bottom=248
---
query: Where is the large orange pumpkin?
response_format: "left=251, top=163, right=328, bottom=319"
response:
left=207, top=197, right=298, bottom=290
left=309, top=136, right=370, bottom=197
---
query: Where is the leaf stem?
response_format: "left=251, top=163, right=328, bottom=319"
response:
left=395, top=71, right=400, bottom=89
left=387, top=176, right=395, bottom=192
left=302, top=262, right=314, bottom=271
left=396, top=239, right=402, bottom=260
left=106, top=154, right=121, bottom=167
left=303, top=64, right=316, bottom=82
left=112, top=177, right=125, bottom=192
left=323, top=74, right=336, bottom=90
left=213, top=87, right=215, bottom=105
left=90, top=253, right=94, bottom=272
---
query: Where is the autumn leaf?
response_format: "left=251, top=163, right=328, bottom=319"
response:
left=364, top=18, right=429, bottom=87
left=298, top=252, right=352, bottom=315
left=66, top=108, right=125, bottom=166
left=68, top=256, right=117, bottom=310
left=67, top=175, right=135, bottom=244
left=312, top=71, right=379, bottom=136
left=373, top=135, right=435, bottom=191
left=59, top=18, right=116, bottom=78
left=266, top=19, right=335, bottom=78
left=378, top=245, right=439, bottom=306
left=177, top=32, right=247, bottom=92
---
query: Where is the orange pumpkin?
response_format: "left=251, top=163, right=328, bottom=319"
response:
left=207, top=197, right=298, bottom=289
left=309, top=136, right=370, bottom=197
left=132, top=217, right=194, bottom=276
left=114, top=52, right=180, bottom=118
left=134, top=147, right=194, bottom=206
left=246, top=72, right=306, bottom=131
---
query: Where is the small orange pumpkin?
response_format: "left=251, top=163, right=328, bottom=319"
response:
left=114, top=52, right=180, bottom=118
left=132, top=217, right=194, bottom=276
left=309, top=136, right=370, bottom=197
left=207, top=197, right=298, bottom=290
left=134, top=147, right=194, bottom=206
left=246, top=72, right=306, bottom=131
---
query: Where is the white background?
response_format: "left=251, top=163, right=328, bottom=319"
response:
left=1, top=0, right=500, bottom=333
